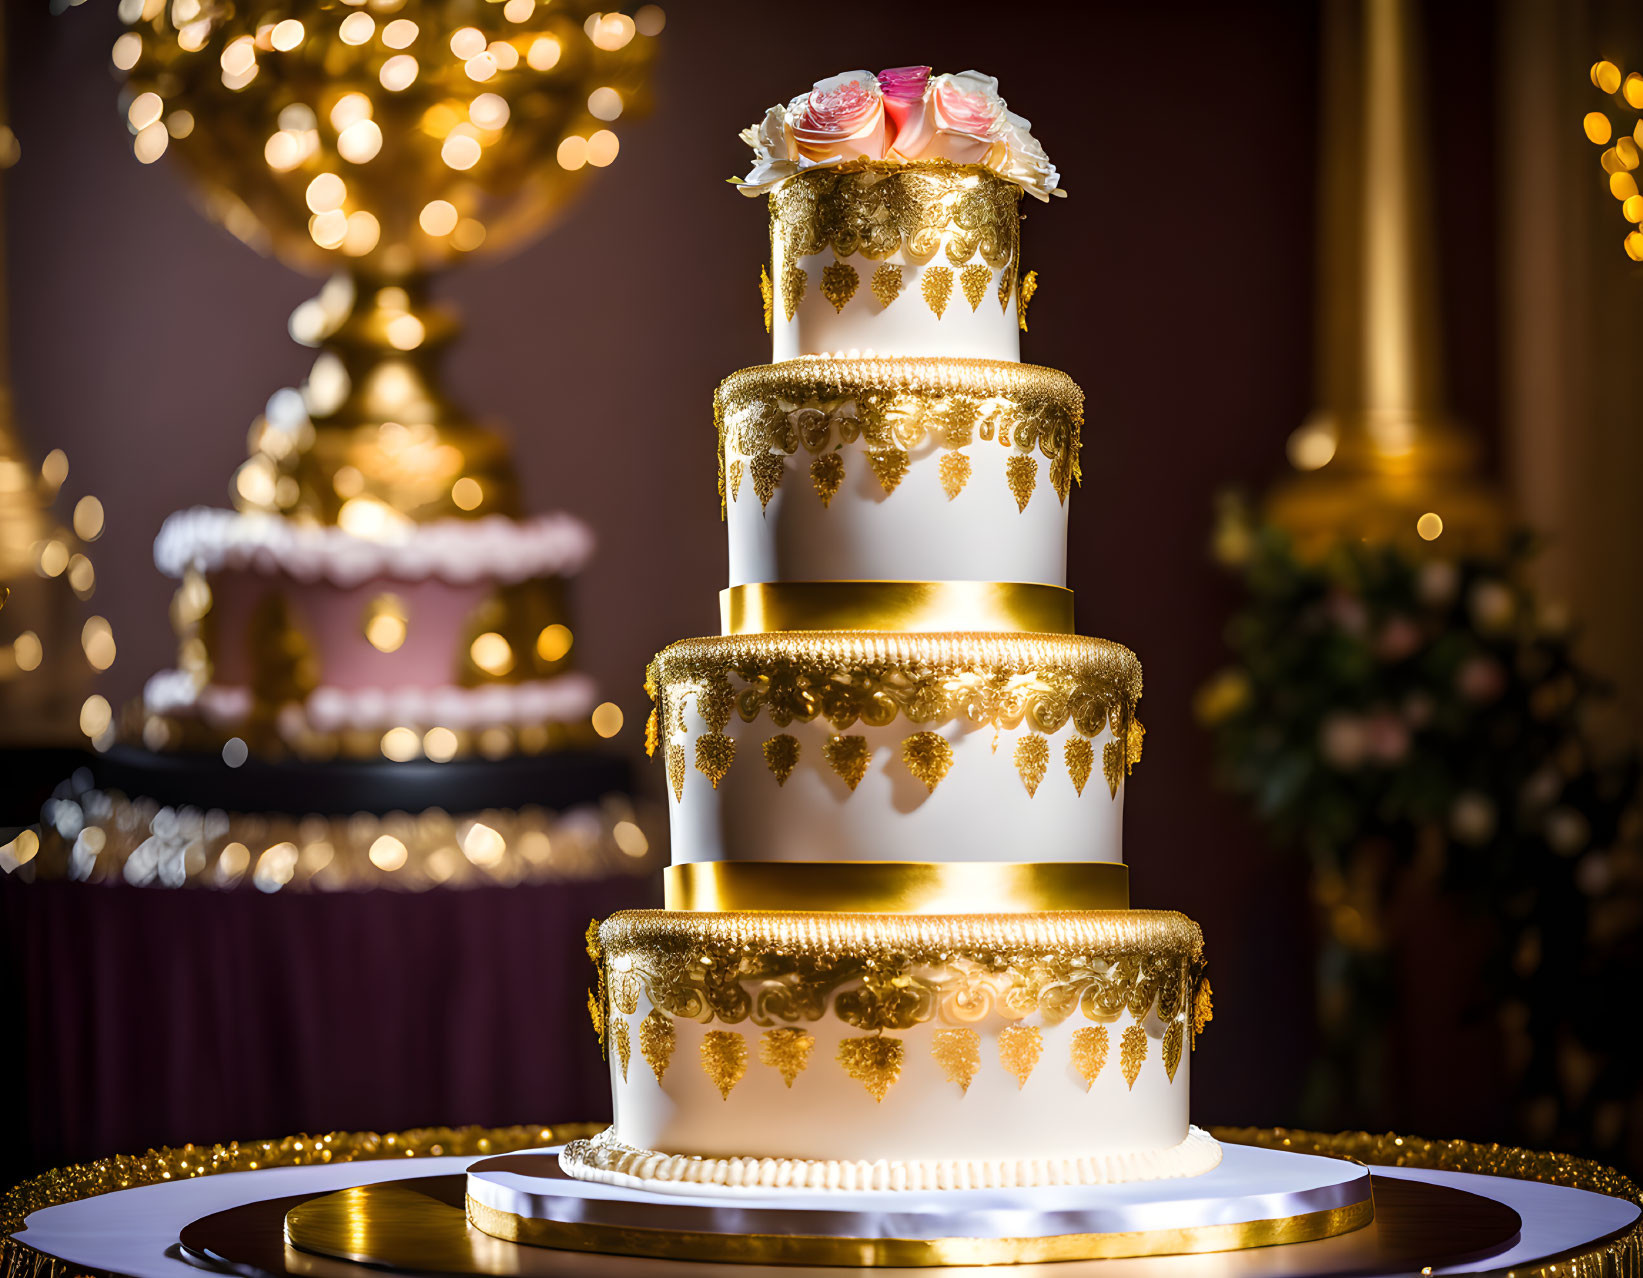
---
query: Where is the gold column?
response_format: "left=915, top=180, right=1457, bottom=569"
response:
left=1266, top=0, right=1506, bottom=552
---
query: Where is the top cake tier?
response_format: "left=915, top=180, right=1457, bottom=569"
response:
left=739, top=70, right=1061, bottom=363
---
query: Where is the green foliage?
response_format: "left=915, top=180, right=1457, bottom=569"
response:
left=1203, top=493, right=1642, bottom=1156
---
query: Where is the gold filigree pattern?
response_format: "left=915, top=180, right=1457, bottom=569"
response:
left=1066, top=737, right=1094, bottom=796
left=932, top=1028, right=981, bottom=1094
left=591, top=910, right=1207, bottom=1040
left=1163, top=1021, right=1184, bottom=1083
left=759, top=1027, right=814, bottom=1087
left=614, top=1020, right=631, bottom=1081
left=938, top=451, right=971, bottom=499
left=644, top=707, right=659, bottom=758
left=838, top=1035, right=903, bottom=1102
left=585, top=919, right=606, bottom=1053
left=823, top=733, right=872, bottom=791
left=1121, top=1024, right=1147, bottom=1090
left=1006, top=454, right=1038, bottom=512
left=870, top=263, right=903, bottom=308
left=1071, top=1025, right=1109, bottom=1090
left=810, top=452, right=844, bottom=506
left=759, top=265, right=773, bottom=334
left=769, top=162, right=1022, bottom=289
left=1014, top=734, right=1049, bottom=797
left=694, top=733, right=735, bottom=789
left=639, top=1008, right=675, bottom=1083
left=867, top=448, right=909, bottom=494
left=782, top=263, right=805, bottom=322
left=922, top=265, right=954, bottom=317
left=763, top=734, right=800, bottom=786
left=666, top=743, right=685, bottom=801
left=726, top=458, right=743, bottom=502
left=750, top=452, right=784, bottom=510
left=715, top=357, right=1083, bottom=519
left=961, top=263, right=991, bottom=311
left=701, top=1030, right=748, bottom=1099
left=997, top=1024, right=1043, bottom=1088
left=998, top=259, right=1015, bottom=314
left=1194, top=978, right=1214, bottom=1040
left=1128, top=717, right=1146, bottom=768
left=820, top=259, right=859, bottom=312
left=648, top=633, right=1141, bottom=762
left=1018, top=269, right=1039, bottom=331
left=901, top=731, right=954, bottom=793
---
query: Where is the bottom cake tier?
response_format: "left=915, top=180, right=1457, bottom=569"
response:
left=575, top=909, right=1215, bottom=1193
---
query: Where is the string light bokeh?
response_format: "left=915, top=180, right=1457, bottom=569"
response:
left=1585, top=59, right=1643, bottom=259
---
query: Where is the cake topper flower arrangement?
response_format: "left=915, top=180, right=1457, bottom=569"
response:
left=738, top=68, right=1063, bottom=200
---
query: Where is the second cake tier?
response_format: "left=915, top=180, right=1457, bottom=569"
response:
left=648, top=631, right=1141, bottom=869
left=719, top=358, right=1082, bottom=587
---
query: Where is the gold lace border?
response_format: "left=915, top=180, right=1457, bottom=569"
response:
left=586, top=908, right=1210, bottom=1047
left=715, top=357, right=1083, bottom=518
left=663, top=860, right=1129, bottom=914
left=719, top=581, right=1074, bottom=636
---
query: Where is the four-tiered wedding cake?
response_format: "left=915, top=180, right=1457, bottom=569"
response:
left=569, top=67, right=1215, bottom=1192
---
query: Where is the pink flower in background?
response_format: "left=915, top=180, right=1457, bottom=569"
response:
left=788, top=71, right=887, bottom=163
left=878, top=66, right=931, bottom=141
left=1364, top=710, right=1410, bottom=765
left=1374, top=615, right=1423, bottom=661
left=1457, top=655, right=1507, bottom=703
left=890, top=70, right=1009, bottom=165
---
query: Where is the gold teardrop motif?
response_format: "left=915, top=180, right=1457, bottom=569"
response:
left=750, top=453, right=785, bottom=511
left=997, top=1024, right=1043, bottom=1089
left=810, top=452, right=844, bottom=506
left=639, top=1009, right=675, bottom=1084
left=961, top=263, right=990, bottom=312
left=644, top=707, right=658, bottom=758
left=763, top=734, right=800, bottom=786
left=759, top=265, right=773, bottom=334
left=868, top=449, right=909, bottom=494
left=1071, top=1025, right=1109, bottom=1090
left=1006, top=454, right=1038, bottom=512
left=1121, top=1023, right=1147, bottom=1090
left=871, top=263, right=903, bottom=308
left=782, top=264, right=806, bottom=322
left=1163, top=1021, right=1184, bottom=1082
left=695, top=733, right=736, bottom=789
left=998, top=259, right=1016, bottom=314
left=701, top=1031, right=748, bottom=1099
left=1014, top=734, right=1049, bottom=797
left=931, top=1028, right=981, bottom=1095
left=922, top=265, right=953, bottom=318
left=939, top=452, right=971, bottom=500
left=1065, top=737, right=1094, bottom=796
left=665, top=743, right=685, bottom=801
left=759, top=1027, right=815, bottom=1088
left=820, top=260, right=859, bottom=312
left=614, top=1019, right=631, bottom=1082
left=727, top=458, right=744, bottom=502
left=1128, top=717, right=1146, bottom=769
left=823, top=734, right=871, bottom=792
left=901, top=731, right=954, bottom=793
left=837, top=1035, right=903, bottom=1103
left=1104, top=740, right=1124, bottom=798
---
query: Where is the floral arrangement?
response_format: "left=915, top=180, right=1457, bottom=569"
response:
left=738, top=68, right=1062, bottom=200
left=1201, top=494, right=1643, bottom=1161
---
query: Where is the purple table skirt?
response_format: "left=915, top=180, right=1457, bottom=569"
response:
left=0, top=873, right=659, bottom=1182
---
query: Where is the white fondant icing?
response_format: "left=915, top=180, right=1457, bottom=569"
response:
left=154, top=508, right=595, bottom=587
left=602, top=990, right=1188, bottom=1182
left=774, top=253, right=1020, bottom=363
left=562, top=1127, right=1221, bottom=1195
left=726, top=431, right=1068, bottom=587
left=668, top=703, right=1122, bottom=866
left=144, top=669, right=598, bottom=732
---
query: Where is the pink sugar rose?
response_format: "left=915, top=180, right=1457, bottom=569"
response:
left=890, top=70, right=1009, bottom=166
left=788, top=70, right=887, bottom=164
left=878, top=65, right=931, bottom=138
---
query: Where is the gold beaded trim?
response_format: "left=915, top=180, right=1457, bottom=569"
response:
left=715, top=357, right=1082, bottom=518
left=643, top=631, right=1142, bottom=800
left=769, top=163, right=1023, bottom=325
left=587, top=910, right=1209, bottom=1074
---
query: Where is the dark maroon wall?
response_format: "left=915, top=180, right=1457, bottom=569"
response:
left=3, top=0, right=1503, bottom=1142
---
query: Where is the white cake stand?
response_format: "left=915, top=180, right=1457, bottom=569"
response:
left=461, top=1143, right=1374, bottom=1265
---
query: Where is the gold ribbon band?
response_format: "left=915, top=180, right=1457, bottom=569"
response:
left=663, top=860, right=1129, bottom=914
left=720, top=581, right=1074, bottom=636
